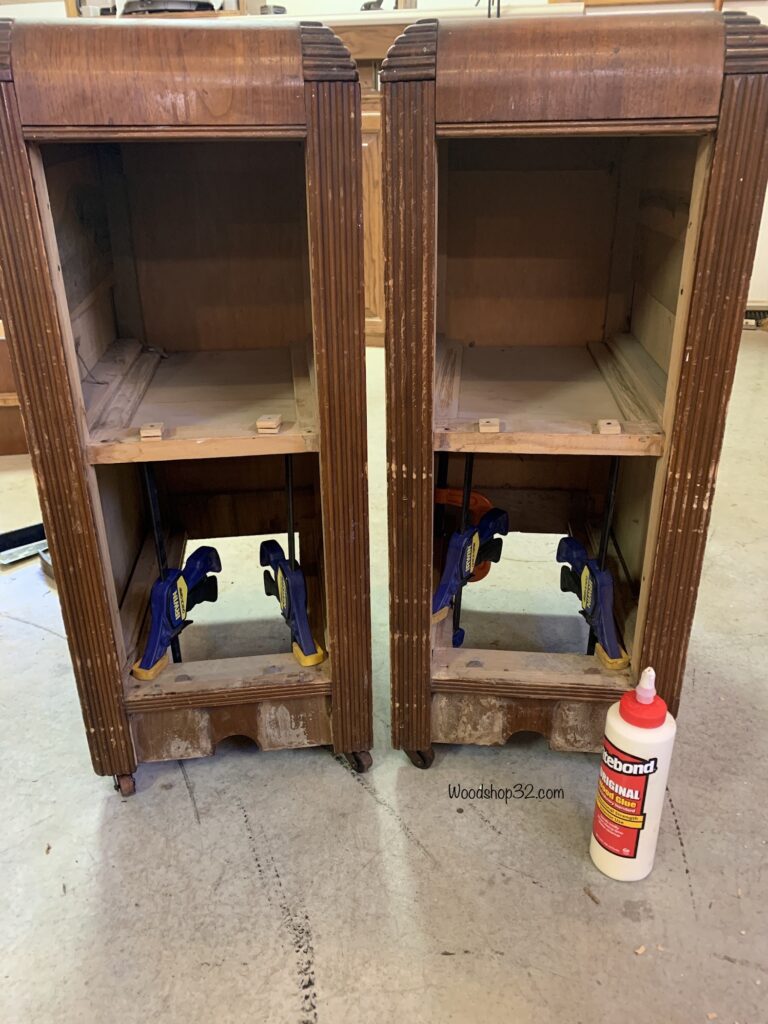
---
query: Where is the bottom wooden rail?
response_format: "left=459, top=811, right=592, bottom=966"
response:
left=124, top=653, right=333, bottom=762
left=430, top=648, right=632, bottom=752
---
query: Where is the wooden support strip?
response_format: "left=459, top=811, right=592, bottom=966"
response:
left=84, top=337, right=143, bottom=429
left=437, top=119, right=718, bottom=138
left=434, top=338, right=462, bottom=421
left=588, top=339, right=661, bottom=425
left=0, top=390, right=19, bottom=407
left=87, top=427, right=318, bottom=465
left=603, top=334, right=667, bottom=425
left=434, top=423, right=663, bottom=457
left=92, top=349, right=161, bottom=432
left=124, top=653, right=332, bottom=712
left=290, top=341, right=317, bottom=433
left=432, top=648, right=632, bottom=702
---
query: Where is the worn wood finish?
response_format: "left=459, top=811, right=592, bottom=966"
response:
left=641, top=70, right=768, bottom=714
left=435, top=15, right=725, bottom=126
left=383, top=21, right=438, bottom=754
left=0, top=80, right=134, bottom=777
left=304, top=64, right=373, bottom=756
left=130, top=695, right=333, bottom=763
left=0, top=19, right=373, bottom=784
left=11, top=22, right=305, bottom=130
left=383, top=12, right=768, bottom=758
left=431, top=693, right=615, bottom=753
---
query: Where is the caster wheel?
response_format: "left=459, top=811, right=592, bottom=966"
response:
left=405, top=747, right=434, bottom=770
left=345, top=750, right=372, bottom=774
left=114, top=774, right=136, bottom=797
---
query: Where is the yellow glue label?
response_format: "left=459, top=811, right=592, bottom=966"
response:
left=581, top=565, right=593, bottom=611
left=464, top=532, right=480, bottom=577
left=277, top=567, right=288, bottom=612
left=173, top=576, right=188, bottom=621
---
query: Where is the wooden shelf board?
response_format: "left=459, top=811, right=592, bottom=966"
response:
left=124, top=652, right=331, bottom=713
left=432, top=647, right=632, bottom=702
left=434, top=339, right=665, bottom=456
left=85, top=344, right=318, bottom=464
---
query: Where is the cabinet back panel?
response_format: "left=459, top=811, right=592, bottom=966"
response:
left=121, top=141, right=311, bottom=352
left=439, top=139, right=621, bottom=347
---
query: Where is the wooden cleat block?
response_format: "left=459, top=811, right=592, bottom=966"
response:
left=139, top=422, right=164, bottom=440
left=478, top=417, right=500, bottom=433
left=596, top=419, right=622, bottom=435
left=257, top=414, right=283, bottom=434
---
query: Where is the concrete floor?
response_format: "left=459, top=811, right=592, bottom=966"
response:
left=1, top=337, right=766, bottom=1023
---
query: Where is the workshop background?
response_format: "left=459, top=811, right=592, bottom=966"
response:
left=1, top=2, right=767, bottom=1023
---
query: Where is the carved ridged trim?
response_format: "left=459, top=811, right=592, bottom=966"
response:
left=380, top=20, right=438, bottom=83
left=125, top=678, right=332, bottom=713
left=432, top=680, right=629, bottom=703
left=383, top=78, right=436, bottom=751
left=0, top=84, right=134, bottom=775
left=641, top=73, right=768, bottom=713
left=724, top=11, right=768, bottom=74
left=300, top=22, right=357, bottom=82
left=304, top=79, right=372, bottom=753
left=0, top=19, right=11, bottom=82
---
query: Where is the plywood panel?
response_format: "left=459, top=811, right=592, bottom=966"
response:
left=95, top=464, right=145, bottom=605
left=122, top=141, right=311, bottom=352
left=41, top=144, right=117, bottom=372
left=441, top=139, right=619, bottom=346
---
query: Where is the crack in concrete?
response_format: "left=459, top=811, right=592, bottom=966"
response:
left=0, top=611, right=66, bottom=641
left=237, top=799, right=318, bottom=1024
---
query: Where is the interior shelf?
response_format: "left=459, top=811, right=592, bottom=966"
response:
left=84, top=341, right=318, bottom=464
left=433, top=334, right=666, bottom=457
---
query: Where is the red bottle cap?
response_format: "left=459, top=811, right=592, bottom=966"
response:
left=619, top=689, right=667, bottom=729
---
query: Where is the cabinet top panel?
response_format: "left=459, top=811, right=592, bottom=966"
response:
left=435, top=14, right=725, bottom=126
left=381, top=14, right=728, bottom=127
left=4, top=21, right=356, bottom=134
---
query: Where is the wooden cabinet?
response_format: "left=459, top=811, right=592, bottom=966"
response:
left=382, top=13, right=768, bottom=766
left=0, top=321, right=26, bottom=455
left=0, top=19, right=373, bottom=792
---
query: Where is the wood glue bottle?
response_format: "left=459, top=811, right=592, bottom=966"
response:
left=590, top=667, right=676, bottom=881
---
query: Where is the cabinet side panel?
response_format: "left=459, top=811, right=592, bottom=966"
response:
left=304, top=80, right=373, bottom=753
left=0, top=84, right=133, bottom=776
left=641, top=74, right=768, bottom=713
left=383, top=79, right=436, bottom=751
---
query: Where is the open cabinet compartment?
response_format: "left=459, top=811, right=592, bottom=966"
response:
left=428, top=133, right=713, bottom=751
left=434, top=135, right=712, bottom=457
left=96, top=453, right=333, bottom=763
left=35, top=140, right=319, bottom=465
left=429, top=451, right=661, bottom=748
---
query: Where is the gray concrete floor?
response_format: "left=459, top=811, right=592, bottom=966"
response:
left=1, top=338, right=767, bottom=1023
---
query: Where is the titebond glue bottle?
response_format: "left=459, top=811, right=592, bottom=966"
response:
left=590, top=667, right=676, bottom=881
